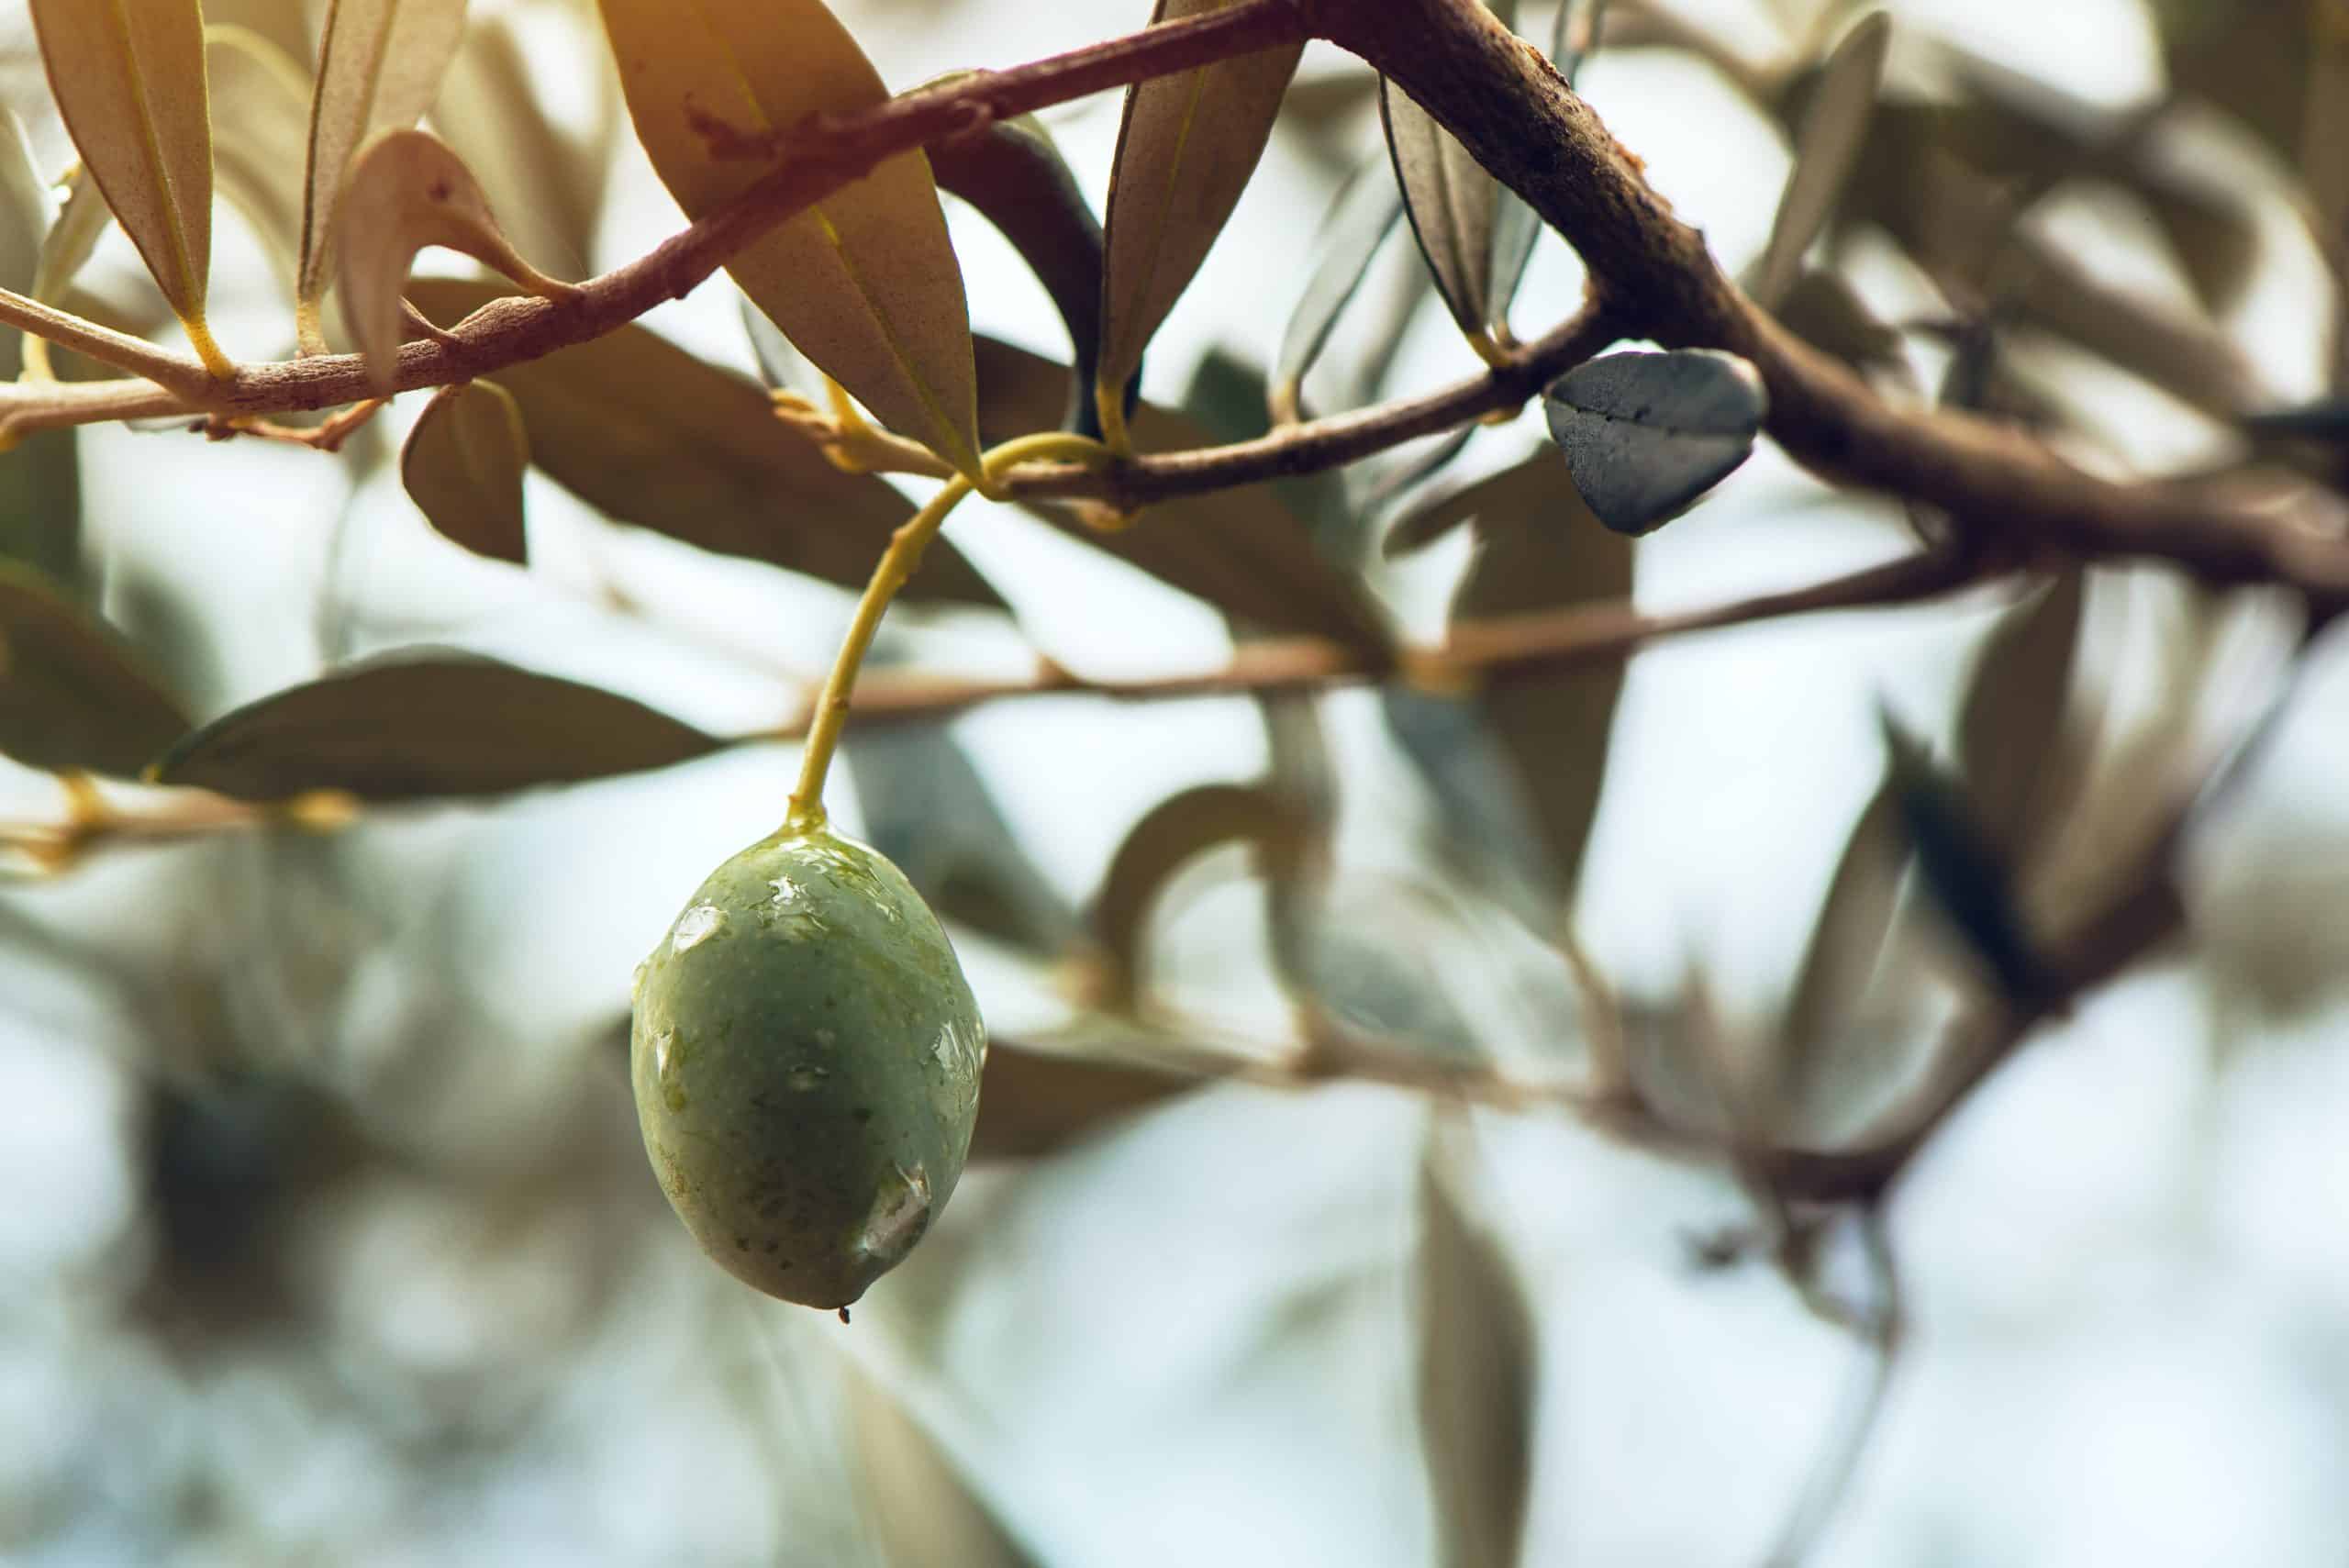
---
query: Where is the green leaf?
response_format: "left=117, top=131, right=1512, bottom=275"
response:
left=971, top=1034, right=1205, bottom=1162
left=409, top=279, right=1002, bottom=609
left=1751, top=12, right=1889, bottom=309
left=1773, top=772, right=1906, bottom=1129
left=1090, top=783, right=1314, bottom=1009
left=845, top=1361, right=1043, bottom=1568
left=0, top=562, right=188, bottom=776
left=926, top=104, right=1130, bottom=439
left=297, top=0, right=471, bottom=353
left=430, top=10, right=615, bottom=280
left=1417, top=1136, right=1538, bottom=1568
left=28, top=0, right=226, bottom=373
left=1542, top=349, right=1767, bottom=535
left=1097, top=0, right=1304, bottom=430
left=0, top=112, right=80, bottom=584
left=205, top=26, right=312, bottom=304
left=150, top=653, right=720, bottom=801
left=1271, top=154, right=1405, bottom=423
left=18, top=168, right=109, bottom=384
left=975, top=336, right=1388, bottom=649
left=1956, top=569, right=2085, bottom=862
left=332, top=128, right=572, bottom=391
left=400, top=379, right=529, bottom=565
left=596, top=0, right=980, bottom=476
left=1880, top=709, right=2051, bottom=1006
left=1435, top=452, right=1632, bottom=902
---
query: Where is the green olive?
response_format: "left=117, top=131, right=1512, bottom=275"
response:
left=630, top=823, right=985, bottom=1309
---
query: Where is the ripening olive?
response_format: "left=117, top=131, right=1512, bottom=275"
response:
left=630, top=823, right=985, bottom=1309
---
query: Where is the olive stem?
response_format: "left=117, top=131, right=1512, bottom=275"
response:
left=784, top=430, right=1112, bottom=830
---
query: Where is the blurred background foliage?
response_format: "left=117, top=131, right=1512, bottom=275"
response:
left=3, top=0, right=2348, bottom=1562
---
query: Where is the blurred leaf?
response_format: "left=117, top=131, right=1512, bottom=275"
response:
left=2151, top=0, right=2316, bottom=175
left=849, top=726, right=1079, bottom=955
left=975, top=336, right=1389, bottom=647
left=1542, top=350, right=1766, bottom=535
left=927, top=105, right=1130, bottom=439
left=432, top=10, right=613, bottom=280
left=970, top=1036, right=1205, bottom=1162
left=19, top=167, right=108, bottom=382
left=1774, top=267, right=1905, bottom=379
left=598, top=0, right=981, bottom=475
left=297, top=0, right=470, bottom=352
left=205, top=25, right=311, bottom=301
left=1956, top=570, right=2084, bottom=861
left=0, top=562, right=188, bottom=775
left=29, top=0, right=222, bottom=366
left=411, top=279, right=1003, bottom=608
left=1880, top=709, right=2050, bottom=1006
left=150, top=652, right=719, bottom=801
left=1752, top=13, right=1888, bottom=308
left=1097, top=0, right=1304, bottom=426
left=1441, top=454, right=1633, bottom=902
left=1417, top=1137, right=1537, bottom=1568
left=847, top=1362, right=1041, bottom=1568
left=1271, top=153, right=1405, bottom=423
left=1774, top=773, right=1905, bottom=1128
left=0, top=111, right=79, bottom=584
left=2243, top=398, right=2349, bottom=441
left=400, top=379, right=529, bottom=565
left=334, top=128, right=569, bottom=390
left=1091, top=783, right=1313, bottom=1009
left=1383, top=450, right=1575, bottom=559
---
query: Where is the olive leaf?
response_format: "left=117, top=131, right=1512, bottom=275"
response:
left=1879, top=708, right=2051, bottom=1006
left=408, top=279, right=1002, bottom=609
left=974, top=336, right=1389, bottom=649
left=1090, top=783, right=1315, bottom=1010
left=205, top=25, right=311, bottom=302
left=1955, top=570, right=2085, bottom=862
left=848, top=726, right=1080, bottom=956
left=1772, top=772, right=1906, bottom=1132
left=924, top=103, right=1130, bottom=439
left=0, top=562, right=189, bottom=776
left=431, top=11, right=614, bottom=280
left=971, top=1036, right=1205, bottom=1162
left=1382, top=0, right=1581, bottom=352
left=1542, top=349, right=1767, bottom=535
left=17, top=168, right=108, bottom=382
left=2243, top=399, right=2349, bottom=442
left=333, top=128, right=574, bottom=391
left=150, top=653, right=720, bottom=801
left=596, top=0, right=982, bottom=479
left=28, top=0, right=227, bottom=373
left=1270, top=154, right=1406, bottom=424
left=400, top=379, right=529, bottom=565
left=1750, top=12, right=1889, bottom=309
left=1442, top=456, right=1631, bottom=904
left=1383, top=449, right=1566, bottom=558
left=1096, top=0, right=1305, bottom=434
left=1417, top=1134, right=1538, bottom=1568
left=845, top=1362, right=1042, bottom=1568
left=0, top=112, right=80, bottom=584
left=1773, top=267, right=1905, bottom=380
left=297, top=0, right=470, bottom=354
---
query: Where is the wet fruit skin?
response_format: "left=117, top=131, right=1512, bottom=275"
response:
left=630, top=824, right=986, bottom=1310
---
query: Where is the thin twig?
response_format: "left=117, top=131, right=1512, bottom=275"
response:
left=1763, top=1212, right=1903, bottom=1568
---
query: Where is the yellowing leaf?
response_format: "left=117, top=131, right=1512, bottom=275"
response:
left=333, top=128, right=573, bottom=391
left=206, top=24, right=311, bottom=303
left=28, top=0, right=228, bottom=375
left=401, top=379, right=529, bottom=564
left=1097, top=0, right=1303, bottom=439
left=596, top=0, right=980, bottom=478
left=297, top=0, right=470, bottom=352
left=17, top=152, right=108, bottom=384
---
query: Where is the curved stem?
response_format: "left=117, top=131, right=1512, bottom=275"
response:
left=784, top=431, right=1110, bottom=830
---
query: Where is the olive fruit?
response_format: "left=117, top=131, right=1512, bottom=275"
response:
left=630, top=823, right=985, bottom=1309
